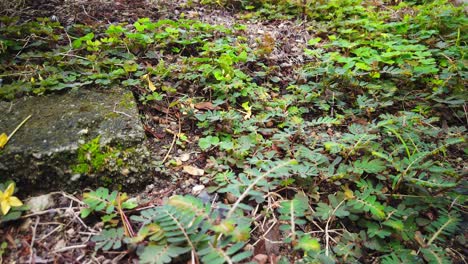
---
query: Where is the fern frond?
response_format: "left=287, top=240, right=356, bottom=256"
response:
left=308, top=116, right=341, bottom=126
left=198, top=241, right=251, bottom=264
left=421, top=245, right=452, bottom=264
left=168, top=195, right=213, bottom=221
left=226, top=159, right=297, bottom=218
left=426, top=209, right=460, bottom=245
left=139, top=244, right=190, bottom=264
left=91, top=227, right=125, bottom=251
left=348, top=192, right=386, bottom=220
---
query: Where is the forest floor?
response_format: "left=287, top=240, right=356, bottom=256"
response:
left=0, top=0, right=467, bottom=263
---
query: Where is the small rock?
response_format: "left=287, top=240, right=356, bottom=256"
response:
left=192, top=185, right=205, bottom=195
left=26, top=194, right=55, bottom=213
left=183, top=165, right=204, bottom=176
left=121, top=168, right=130, bottom=176
left=179, top=153, right=190, bottom=162
left=66, top=228, right=75, bottom=236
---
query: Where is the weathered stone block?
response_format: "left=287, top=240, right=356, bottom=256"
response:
left=0, top=88, right=154, bottom=193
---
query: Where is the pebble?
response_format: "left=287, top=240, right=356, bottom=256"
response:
left=26, top=194, right=55, bottom=213
left=179, top=153, right=190, bottom=162
left=192, top=184, right=205, bottom=195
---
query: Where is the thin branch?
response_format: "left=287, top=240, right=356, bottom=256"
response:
left=29, top=217, right=40, bottom=264
left=161, top=116, right=181, bottom=164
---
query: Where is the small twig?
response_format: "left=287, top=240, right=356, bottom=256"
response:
left=161, top=116, right=181, bottom=164
left=464, top=103, right=468, bottom=125
left=325, top=199, right=346, bottom=256
left=57, top=52, right=91, bottom=61
left=29, top=217, right=40, bottom=264
left=21, top=207, right=75, bottom=218
left=15, top=35, right=31, bottom=58
left=38, top=224, right=63, bottom=241
left=59, top=191, right=85, bottom=205
left=117, top=193, right=135, bottom=237
left=52, top=244, right=87, bottom=253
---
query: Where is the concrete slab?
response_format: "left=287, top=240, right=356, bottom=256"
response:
left=0, top=88, right=154, bottom=193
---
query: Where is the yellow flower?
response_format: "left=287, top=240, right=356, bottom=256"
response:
left=0, top=183, right=23, bottom=215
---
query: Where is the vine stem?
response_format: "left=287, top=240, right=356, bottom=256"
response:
left=226, top=160, right=295, bottom=219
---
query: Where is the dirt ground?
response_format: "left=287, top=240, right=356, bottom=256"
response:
left=0, top=0, right=312, bottom=263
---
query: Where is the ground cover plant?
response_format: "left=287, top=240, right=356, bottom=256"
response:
left=0, top=0, right=467, bottom=263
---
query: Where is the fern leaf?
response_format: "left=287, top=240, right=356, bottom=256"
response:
left=353, top=157, right=386, bottom=174
left=198, top=242, right=251, bottom=264
left=139, top=244, right=190, bottom=264
left=426, top=210, right=460, bottom=245
left=421, top=245, right=452, bottom=264
left=348, top=193, right=386, bottom=220
left=308, top=116, right=341, bottom=126
left=92, top=227, right=125, bottom=251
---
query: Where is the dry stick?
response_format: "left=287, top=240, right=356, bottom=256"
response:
left=21, top=207, right=75, bottom=218
left=161, top=116, right=181, bottom=164
left=15, top=35, right=31, bottom=58
left=325, top=199, right=346, bottom=256
left=464, top=103, right=468, bottom=125
left=52, top=244, right=88, bottom=253
left=38, top=224, right=63, bottom=242
left=29, top=217, right=40, bottom=264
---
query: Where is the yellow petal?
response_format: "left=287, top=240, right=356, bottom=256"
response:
left=0, top=133, right=8, bottom=148
left=5, top=183, right=14, bottom=197
left=1, top=200, right=11, bottom=215
left=8, top=196, right=23, bottom=207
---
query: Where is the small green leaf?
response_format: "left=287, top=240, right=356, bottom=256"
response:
left=199, top=136, right=219, bottom=150
left=296, top=235, right=320, bottom=252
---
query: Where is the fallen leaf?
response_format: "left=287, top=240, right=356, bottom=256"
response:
left=143, top=74, right=156, bottom=91
left=0, top=133, right=8, bottom=148
left=183, top=165, right=204, bottom=176
left=194, top=102, right=219, bottom=111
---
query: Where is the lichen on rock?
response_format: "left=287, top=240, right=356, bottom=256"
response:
left=0, top=88, right=155, bottom=193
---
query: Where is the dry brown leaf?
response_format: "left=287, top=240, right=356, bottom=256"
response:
left=194, top=102, right=219, bottom=111
left=142, top=74, right=156, bottom=92
left=183, top=165, right=204, bottom=176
